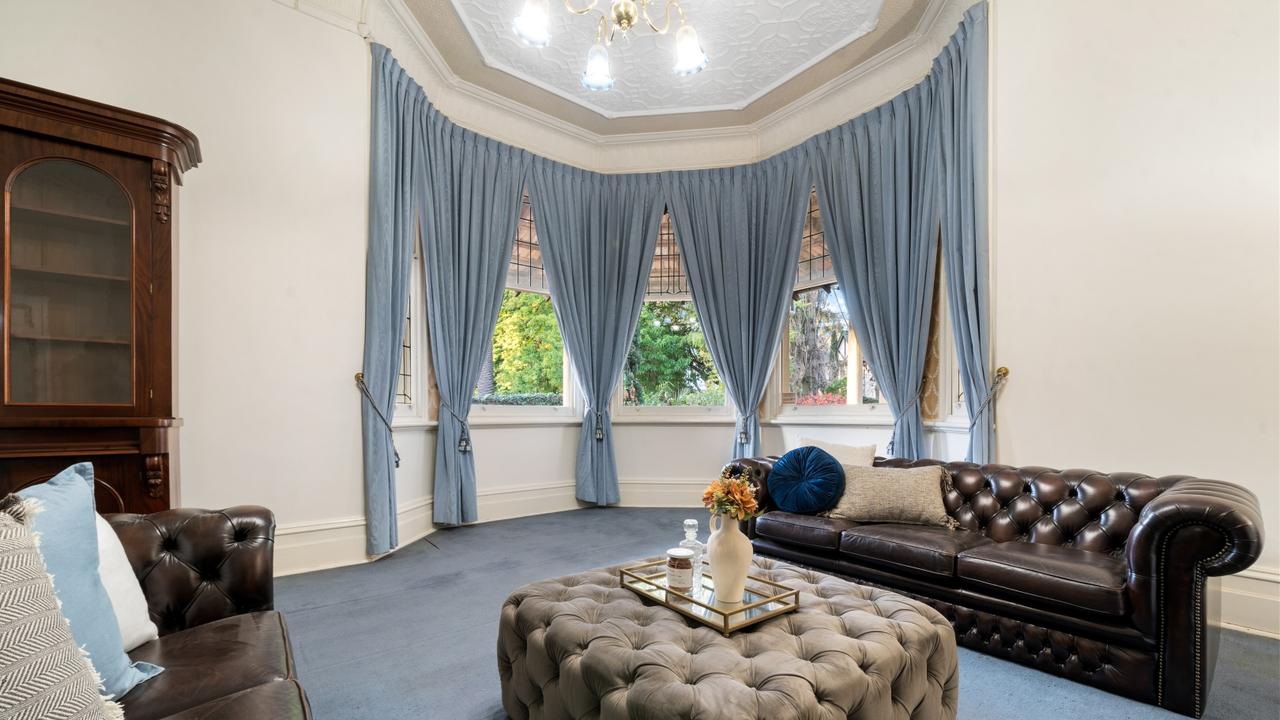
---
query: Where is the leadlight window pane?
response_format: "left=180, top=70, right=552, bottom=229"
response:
left=507, top=192, right=548, bottom=292
left=795, top=189, right=836, bottom=290
left=396, top=303, right=412, bottom=405
left=646, top=211, right=689, bottom=299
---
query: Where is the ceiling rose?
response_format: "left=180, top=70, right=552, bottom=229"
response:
left=513, top=0, right=708, bottom=92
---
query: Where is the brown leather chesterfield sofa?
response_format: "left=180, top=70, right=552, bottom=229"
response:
left=726, top=456, right=1264, bottom=718
left=104, top=506, right=311, bottom=719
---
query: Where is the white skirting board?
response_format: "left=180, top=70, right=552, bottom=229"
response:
left=274, top=479, right=702, bottom=576
left=1218, top=567, right=1280, bottom=638
left=273, top=482, right=1279, bottom=636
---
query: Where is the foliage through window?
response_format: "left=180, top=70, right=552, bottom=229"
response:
left=623, top=212, right=724, bottom=407
left=787, top=285, right=882, bottom=405
left=785, top=190, right=882, bottom=407
left=474, top=192, right=564, bottom=407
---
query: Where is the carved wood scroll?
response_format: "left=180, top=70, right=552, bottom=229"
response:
left=151, top=159, right=170, bottom=223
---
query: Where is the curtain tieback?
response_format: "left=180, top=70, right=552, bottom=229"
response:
left=736, top=412, right=757, bottom=446
left=439, top=401, right=472, bottom=453
left=592, top=410, right=606, bottom=442
left=967, top=367, right=1010, bottom=431
left=887, top=391, right=923, bottom=457
left=355, top=372, right=400, bottom=468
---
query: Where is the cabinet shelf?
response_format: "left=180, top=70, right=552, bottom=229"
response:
left=10, top=203, right=130, bottom=227
left=10, top=332, right=130, bottom=346
left=11, top=265, right=130, bottom=283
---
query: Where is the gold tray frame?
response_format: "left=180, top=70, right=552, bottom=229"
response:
left=618, top=560, right=800, bottom=636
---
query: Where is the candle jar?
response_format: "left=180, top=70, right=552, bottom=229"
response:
left=666, top=548, right=695, bottom=591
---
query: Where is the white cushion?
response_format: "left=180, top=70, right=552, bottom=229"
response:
left=95, top=514, right=158, bottom=651
left=797, top=438, right=876, bottom=467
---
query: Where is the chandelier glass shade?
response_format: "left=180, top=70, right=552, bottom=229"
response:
left=512, top=0, right=708, bottom=91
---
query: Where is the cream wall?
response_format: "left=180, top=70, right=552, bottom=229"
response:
left=2, top=0, right=1274, bottom=633
left=0, top=0, right=376, bottom=525
left=990, top=0, right=1280, bottom=633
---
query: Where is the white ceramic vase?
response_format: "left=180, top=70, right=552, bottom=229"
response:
left=706, top=512, right=752, bottom=604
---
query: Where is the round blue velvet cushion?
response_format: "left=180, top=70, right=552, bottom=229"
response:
left=767, top=446, right=846, bottom=514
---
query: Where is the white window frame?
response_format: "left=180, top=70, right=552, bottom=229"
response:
left=394, top=235, right=433, bottom=428
left=468, top=288, right=583, bottom=426
left=764, top=278, right=891, bottom=425
left=610, top=296, right=734, bottom=425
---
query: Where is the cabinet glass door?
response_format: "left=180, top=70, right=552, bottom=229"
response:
left=6, top=159, right=134, bottom=405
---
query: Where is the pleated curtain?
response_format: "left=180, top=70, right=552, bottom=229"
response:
left=528, top=161, right=663, bottom=505
left=417, top=110, right=529, bottom=527
left=808, top=82, right=942, bottom=460
left=360, top=44, right=428, bottom=555
left=360, top=3, right=990, bottom=548
left=664, top=152, right=810, bottom=458
left=936, top=3, right=994, bottom=462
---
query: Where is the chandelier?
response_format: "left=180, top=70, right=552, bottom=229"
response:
left=512, top=0, right=709, bottom=92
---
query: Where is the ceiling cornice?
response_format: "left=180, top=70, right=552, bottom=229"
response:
left=279, top=0, right=974, bottom=172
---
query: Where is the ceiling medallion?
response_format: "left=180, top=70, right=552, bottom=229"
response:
left=512, top=0, right=709, bottom=92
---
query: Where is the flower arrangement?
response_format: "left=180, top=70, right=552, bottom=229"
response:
left=702, top=467, right=761, bottom=522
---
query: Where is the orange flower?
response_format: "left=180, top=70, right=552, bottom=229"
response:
left=702, top=472, right=760, bottom=521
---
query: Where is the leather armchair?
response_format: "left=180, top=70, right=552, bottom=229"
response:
left=105, top=507, right=311, bottom=720
left=728, top=457, right=1264, bottom=718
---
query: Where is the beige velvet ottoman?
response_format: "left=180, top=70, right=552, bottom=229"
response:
left=498, top=556, right=958, bottom=720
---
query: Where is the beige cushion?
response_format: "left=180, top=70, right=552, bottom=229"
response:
left=827, top=465, right=958, bottom=528
left=798, top=437, right=876, bottom=467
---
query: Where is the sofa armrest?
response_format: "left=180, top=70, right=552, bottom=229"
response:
left=1125, top=477, right=1264, bottom=635
left=724, top=457, right=779, bottom=537
left=105, top=506, right=276, bottom=637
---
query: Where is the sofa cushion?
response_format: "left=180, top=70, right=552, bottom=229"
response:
left=754, top=511, right=856, bottom=551
left=19, top=463, right=164, bottom=699
left=839, top=524, right=995, bottom=580
left=957, top=543, right=1129, bottom=616
left=155, top=679, right=310, bottom=720
left=0, top=495, right=122, bottom=720
left=767, top=446, right=845, bottom=513
left=119, top=612, right=295, bottom=720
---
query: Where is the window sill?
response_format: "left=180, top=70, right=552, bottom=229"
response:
left=611, top=415, right=736, bottom=426
left=392, top=418, right=437, bottom=430
left=468, top=415, right=582, bottom=428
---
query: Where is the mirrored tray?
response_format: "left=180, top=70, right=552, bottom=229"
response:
left=619, top=560, right=800, bottom=636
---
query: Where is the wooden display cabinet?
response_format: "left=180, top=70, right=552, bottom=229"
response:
left=0, top=78, right=199, bottom=513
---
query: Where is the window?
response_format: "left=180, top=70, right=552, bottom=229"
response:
left=620, top=211, right=726, bottom=409
left=473, top=192, right=567, bottom=408
left=395, top=236, right=429, bottom=423
left=778, top=190, right=885, bottom=411
left=785, top=284, right=883, bottom=406
left=396, top=300, right=412, bottom=406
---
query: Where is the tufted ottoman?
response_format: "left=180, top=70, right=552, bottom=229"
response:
left=498, top=556, right=958, bottom=720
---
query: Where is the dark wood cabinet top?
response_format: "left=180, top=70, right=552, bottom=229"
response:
left=0, top=76, right=201, bottom=176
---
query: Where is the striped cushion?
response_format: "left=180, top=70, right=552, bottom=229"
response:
left=0, top=494, right=121, bottom=720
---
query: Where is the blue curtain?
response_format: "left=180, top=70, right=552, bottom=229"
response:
left=936, top=3, right=993, bottom=462
left=360, top=44, right=426, bottom=555
left=363, top=4, right=988, bottom=539
left=664, top=151, right=810, bottom=458
left=418, top=109, right=529, bottom=527
left=808, top=81, right=941, bottom=460
left=529, top=161, right=663, bottom=505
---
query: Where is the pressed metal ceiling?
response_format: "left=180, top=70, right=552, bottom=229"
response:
left=404, top=0, right=930, bottom=134
left=448, top=0, right=883, bottom=117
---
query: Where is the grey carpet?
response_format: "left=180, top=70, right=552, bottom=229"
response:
left=276, top=507, right=1279, bottom=720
